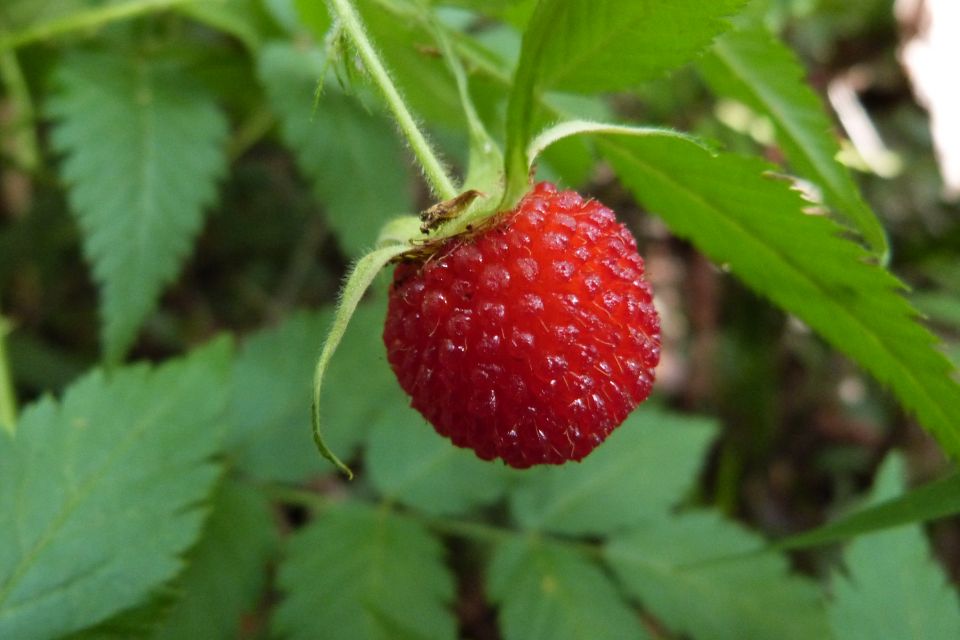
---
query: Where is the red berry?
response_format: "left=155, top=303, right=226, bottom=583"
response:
left=383, top=182, right=660, bottom=468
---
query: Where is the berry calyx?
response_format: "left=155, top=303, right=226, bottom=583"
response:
left=383, top=182, right=661, bottom=468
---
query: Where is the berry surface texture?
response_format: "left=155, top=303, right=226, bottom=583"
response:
left=384, top=182, right=661, bottom=468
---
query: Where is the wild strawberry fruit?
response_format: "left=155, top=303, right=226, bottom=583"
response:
left=383, top=182, right=660, bottom=468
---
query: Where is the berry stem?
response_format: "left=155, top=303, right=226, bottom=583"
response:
left=0, top=315, right=17, bottom=435
left=326, top=0, right=458, bottom=200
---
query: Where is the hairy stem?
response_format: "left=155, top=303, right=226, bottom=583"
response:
left=0, top=316, right=17, bottom=435
left=326, top=0, right=457, bottom=200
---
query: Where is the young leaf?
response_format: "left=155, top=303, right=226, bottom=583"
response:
left=274, top=502, right=456, bottom=640
left=504, top=0, right=746, bottom=203
left=366, top=396, right=511, bottom=516
left=602, top=135, right=960, bottom=459
left=48, top=50, right=227, bottom=362
left=0, top=339, right=232, bottom=640
left=151, top=480, right=277, bottom=640
left=509, top=407, right=715, bottom=536
left=228, top=302, right=396, bottom=483
left=828, top=455, right=960, bottom=640
left=488, top=538, right=651, bottom=640
left=605, top=512, right=831, bottom=640
left=698, top=27, right=888, bottom=258
left=257, top=42, right=413, bottom=258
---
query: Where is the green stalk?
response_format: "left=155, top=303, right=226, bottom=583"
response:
left=0, top=48, right=39, bottom=172
left=326, top=0, right=457, bottom=200
left=0, top=316, right=17, bottom=435
left=0, top=0, right=197, bottom=51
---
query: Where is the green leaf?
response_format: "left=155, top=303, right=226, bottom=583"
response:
left=516, top=0, right=746, bottom=94
left=602, top=135, right=960, bottom=459
left=151, top=480, right=277, bottom=640
left=504, top=0, right=746, bottom=203
left=0, top=339, right=232, bottom=640
left=605, top=512, right=831, bottom=640
left=274, top=502, right=456, bottom=640
left=488, top=538, right=650, bottom=640
left=48, top=50, right=227, bottom=362
left=698, top=27, right=888, bottom=258
left=228, top=310, right=331, bottom=483
left=775, top=470, right=960, bottom=550
left=828, top=455, right=960, bottom=640
left=509, top=407, right=715, bottom=536
left=257, top=42, right=414, bottom=258
left=228, top=301, right=396, bottom=483
left=366, top=396, right=511, bottom=516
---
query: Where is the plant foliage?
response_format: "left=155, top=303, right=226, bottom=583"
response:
left=1, top=0, right=958, bottom=638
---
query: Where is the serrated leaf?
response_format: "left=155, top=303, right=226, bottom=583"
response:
left=698, top=27, right=888, bottom=257
left=509, top=408, right=715, bottom=536
left=504, top=0, right=746, bottom=202
left=228, top=301, right=395, bottom=483
left=488, top=538, right=650, bottom=640
left=605, top=512, right=830, bottom=640
left=602, top=135, right=960, bottom=459
left=516, top=0, right=745, bottom=94
left=828, top=455, right=960, bottom=640
left=0, top=339, right=232, bottom=640
left=227, top=309, right=331, bottom=483
left=366, top=396, right=511, bottom=516
left=151, top=480, right=276, bottom=640
left=48, top=50, right=227, bottom=362
left=257, top=42, right=413, bottom=258
left=274, top=502, right=456, bottom=640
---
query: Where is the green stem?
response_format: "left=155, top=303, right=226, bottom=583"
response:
left=0, top=316, right=17, bottom=435
left=0, top=48, right=39, bottom=172
left=268, top=485, right=603, bottom=556
left=326, top=0, right=457, bottom=200
left=0, top=0, right=198, bottom=52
